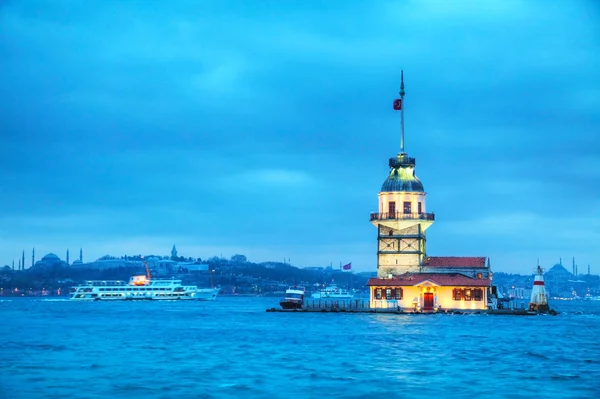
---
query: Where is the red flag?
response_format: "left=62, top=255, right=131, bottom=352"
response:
left=393, top=99, right=402, bottom=110
left=342, top=263, right=352, bottom=270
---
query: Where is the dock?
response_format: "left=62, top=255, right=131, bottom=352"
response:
left=267, top=299, right=541, bottom=315
left=267, top=308, right=538, bottom=315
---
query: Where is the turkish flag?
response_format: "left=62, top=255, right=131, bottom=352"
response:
left=393, top=99, right=402, bottom=110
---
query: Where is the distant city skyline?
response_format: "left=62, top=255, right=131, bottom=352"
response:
left=1, top=1, right=599, bottom=273
left=3, top=245, right=595, bottom=277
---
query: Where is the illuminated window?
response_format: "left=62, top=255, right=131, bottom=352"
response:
left=464, top=289, right=472, bottom=301
left=395, top=288, right=403, bottom=300
left=376, top=288, right=382, bottom=299
left=473, top=289, right=483, bottom=301
left=403, top=202, right=411, bottom=214
left=386, top=288, right=392, bottom=299
left=388, top=202, right=396, bottom=216
left=453, top=288, right=462, bottom=300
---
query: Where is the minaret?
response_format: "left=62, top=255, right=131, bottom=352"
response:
left=66, top=249, right=70, bottom=266
left=371, top=72, right=435, bottom=278
left=79, top=248, right=83, bottom=263
left=18, top=258, right=21, bottom=271
left=572, top=257, right=575, bottom=275
left=32, top=248, right=35, bottom=267
left=588, top=264, right=591, bottom=275
left=171, top=245, right=178, bottom=260
left=12, top=260, right=14, bottom=271
left=21, top=250, right=25, bottom=271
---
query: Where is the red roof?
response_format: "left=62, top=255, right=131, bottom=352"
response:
left=422, top=256, right=486, bottom=268
left=367, top=273, right=491, bottom=287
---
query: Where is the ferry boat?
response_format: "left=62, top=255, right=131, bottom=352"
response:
left=310, top=284, right=353, bottom=299
left=280, top=286, right=306, bottom=309
left=69, top=274, right=219, bottom=301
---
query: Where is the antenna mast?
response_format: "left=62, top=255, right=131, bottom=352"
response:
left=400, top=70, right=405, bottom=154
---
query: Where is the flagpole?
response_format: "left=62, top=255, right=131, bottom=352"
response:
left=400, top=70, right=405, bottom=154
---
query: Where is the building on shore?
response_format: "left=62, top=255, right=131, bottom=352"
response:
left=366, top=73, right=493, bottom=311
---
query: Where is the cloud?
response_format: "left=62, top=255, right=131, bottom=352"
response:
left=0, top=0, right=599, bottom=272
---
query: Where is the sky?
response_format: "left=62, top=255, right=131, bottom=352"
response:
left=1, top=0, right=599, bottom=274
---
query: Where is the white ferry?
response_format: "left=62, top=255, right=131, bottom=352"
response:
left=69, top=274, right=219, bottom=301
left=310, top=284, right=353, bottom=299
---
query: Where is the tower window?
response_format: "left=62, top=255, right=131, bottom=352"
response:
left=388, top=202, right=396, bottom=216
left=403, top=202, right=411, bottom=214
left=418, top=202, right=422, bottom=214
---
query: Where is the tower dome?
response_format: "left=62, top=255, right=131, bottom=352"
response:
left=381, top=154, right=424, bottom=192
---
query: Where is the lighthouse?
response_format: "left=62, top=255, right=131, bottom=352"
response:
left=370, top=71, right=435, bottom=278
left=366, top=73, right=493, bottom=312
left=529, top=265, right=550, bottom=312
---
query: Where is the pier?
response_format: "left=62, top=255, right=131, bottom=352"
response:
left=266, top=299, right=540, bottom=315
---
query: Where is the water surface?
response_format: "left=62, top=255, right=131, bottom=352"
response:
left=1, top=298, right=599, bottom=399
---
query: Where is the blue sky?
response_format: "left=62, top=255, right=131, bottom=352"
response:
left=1, top=0, right=598, bottom=273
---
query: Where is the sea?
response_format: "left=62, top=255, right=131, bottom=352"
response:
left=1, top=297, right=599, bottom=399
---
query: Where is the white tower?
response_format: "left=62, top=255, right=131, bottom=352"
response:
left=371, top=72, right=435, bottom=278
left=529, top=265, right=549, bottom=312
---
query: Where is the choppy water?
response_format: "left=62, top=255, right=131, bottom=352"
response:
left=1, top=297, right=599, bottom=399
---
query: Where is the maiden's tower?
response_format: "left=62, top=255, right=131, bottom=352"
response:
left=366, top=72, right=493, bottom=311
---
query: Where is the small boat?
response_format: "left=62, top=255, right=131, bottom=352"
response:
left=280, top=286, right=306, bottom=309
left=310, top=284, right=353, bottom=299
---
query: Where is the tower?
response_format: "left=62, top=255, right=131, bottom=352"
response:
left=21, top=250, right=25, bottom=271
left=18, top=258, right=21, bottom=271
left=529, top=264, right=549, bottom=312
left=370, top=72, right=435, bottom=278
left=66, top=249, right=70, bottom=266
left=79, top=248, right=83, bottom=263
left=171, top=245, right=178, bottom=260
left=32, top=248, right=35, bottom=267
left=12, top=260, right=14, bottom=271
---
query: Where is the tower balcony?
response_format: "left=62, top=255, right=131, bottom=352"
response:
left=370, top=212, right=435, bottom=222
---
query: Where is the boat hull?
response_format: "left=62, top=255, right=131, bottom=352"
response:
left=280, top=300, right=303, bottom=309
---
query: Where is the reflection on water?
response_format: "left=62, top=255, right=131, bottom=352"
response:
left=0, top=298, right=599, bottom=399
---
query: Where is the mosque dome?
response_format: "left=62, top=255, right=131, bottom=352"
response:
left=381, top=154, right=424, bottom=193
left=42, top=253, right=60, bottom=261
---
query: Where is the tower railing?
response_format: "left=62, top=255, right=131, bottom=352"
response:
left=370, top=212, right=435, bottom=221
